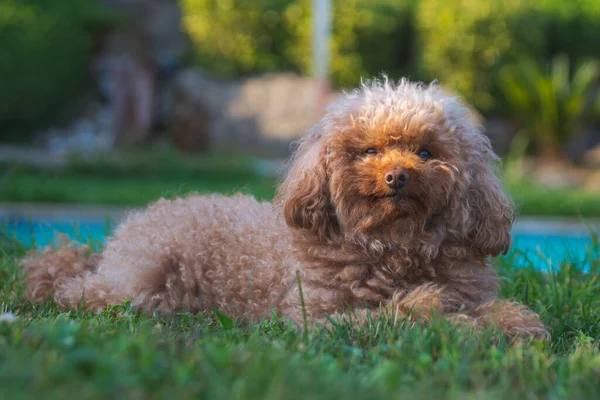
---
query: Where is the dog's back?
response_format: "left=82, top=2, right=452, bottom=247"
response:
left=23, top=194, right=299, bottom=319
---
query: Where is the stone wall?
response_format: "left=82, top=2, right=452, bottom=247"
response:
left=170, top=69, right=336, bottom=156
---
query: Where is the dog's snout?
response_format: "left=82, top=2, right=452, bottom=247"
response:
left=384, top=169, right=410, bottom=189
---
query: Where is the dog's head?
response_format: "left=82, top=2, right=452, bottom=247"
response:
left=277, top=78, right=513, bottom=258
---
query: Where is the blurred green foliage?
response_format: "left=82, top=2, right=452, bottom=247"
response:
left=0, top=0, right=118, bottom=138
left=4, top=0, right=600, bottom=156
left=181, top=0, right=417, bottom=87
left=418, top=0, right=600, bottom=113
left=182, top=0, right=600, bottom=113
left=499, top=55, right=600, bottom=159
left=180, top=0, right=600, bottom=159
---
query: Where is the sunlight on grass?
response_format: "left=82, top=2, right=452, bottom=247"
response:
left=1, top=231, right=600, bottom=398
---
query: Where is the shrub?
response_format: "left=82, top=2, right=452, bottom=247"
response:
left=416, top=0, right=600, bottom=113
left=180, top=0, right=416, bottom=87
left=7, top=0, right=600, bottom=142
left=0, top=0, right=118, bottom=138
left=499, top=55, right=600, bottom=160
left=181, top=0, right=600, bottom=112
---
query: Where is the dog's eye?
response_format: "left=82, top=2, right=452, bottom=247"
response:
left=418, top=149, right=433, bottom=160
left=365, top=148, right=378, bottom=155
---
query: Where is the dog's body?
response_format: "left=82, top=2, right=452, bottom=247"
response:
left=23, top=79, right=548, bottom=339
left=26, top=195, right=303, bottom=319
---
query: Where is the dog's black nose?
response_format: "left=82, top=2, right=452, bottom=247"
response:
left=384, top=169, right=410, bottom=189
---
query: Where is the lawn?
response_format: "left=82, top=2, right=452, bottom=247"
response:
left=1, top=149, right=600, bottom=398
left=1, top=234, right=600, bottom=399
left=0, top=150, right=279, bottom=205
left=0, top=152, right=600, bottom=399
left=1, top=149, right=600, bottom=217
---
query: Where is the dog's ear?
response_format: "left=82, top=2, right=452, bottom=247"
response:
left=276, top=135, right=338, bottom=239
left=436, top=92, right=514, bottom=257
left=463, top=152, right=514, bottom=257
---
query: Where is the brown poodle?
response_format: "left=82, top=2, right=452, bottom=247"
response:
left=22, top=78, right=548, bottom=340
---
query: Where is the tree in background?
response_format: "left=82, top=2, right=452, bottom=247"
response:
left=0, top=0, right=118, bottom=138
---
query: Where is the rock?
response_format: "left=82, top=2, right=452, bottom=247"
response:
left=170, top=80, right=213, bottom=152
left=170, top=68, right=337, bottom=156
left=584, top=169, right=600, bottom=193
left=93, top=0, right=188, bottom=143
left=38, top=104, right=116, bottom=156
left=565, top=128, right=600, bottom=166
left=97, top=48, right=155, bottom=145
left=484, top=117, right=519, bottom=155
left=583, top=144, right=600, bottom=168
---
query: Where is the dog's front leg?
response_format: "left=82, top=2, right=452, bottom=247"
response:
left=389, top=285, right=549, bottom=341
left=317, top=283, right=468, bottom=329
left=460, top=299, right=549, bottom=341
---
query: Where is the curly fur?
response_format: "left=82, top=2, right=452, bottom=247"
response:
left=22, top=78, right=548, bottom=340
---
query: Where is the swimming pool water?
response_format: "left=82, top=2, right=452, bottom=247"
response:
left=6, top=218, right=114, bottom=248
left=4, top=218, right=597, bottom=269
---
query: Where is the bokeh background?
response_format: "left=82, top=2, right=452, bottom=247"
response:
left=1, top=0, right=600, bottom=218
left=2, top=4, right=600, bottom=397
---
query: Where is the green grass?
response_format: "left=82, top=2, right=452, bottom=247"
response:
left=1, top=149, right=599, bottom=217
left=507, top=180, right=600, bottom=218
left=0, top=151, right=278, bottom=205
left=1, top=234, right=600, bottom=398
